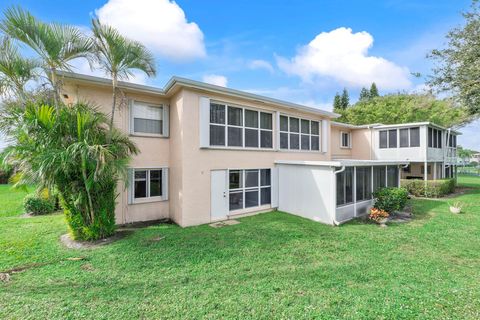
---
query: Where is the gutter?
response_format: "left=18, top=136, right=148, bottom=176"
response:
left=332, top=166, right=346, bottom=226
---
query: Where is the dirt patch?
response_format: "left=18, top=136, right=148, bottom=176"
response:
left=209, top=220, right=241, bottom=228
left=60, top=230, right=132, bottom=249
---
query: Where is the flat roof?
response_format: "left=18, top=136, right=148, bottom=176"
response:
left=275, top=159, right=409, bottom=167
left=331, top=120, right=461, bottom=135
left=57, top=71, right=340, bottom=119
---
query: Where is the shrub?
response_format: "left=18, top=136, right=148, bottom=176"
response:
left=24, top=194, right=56, bottom=215
left=2, top=102, right=138, bottom=240
left=401, top=178, right=455, bottom=197
left=372, top=187, right=409, bottom=214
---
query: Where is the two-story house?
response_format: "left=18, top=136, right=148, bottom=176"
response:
left=59, top=72, right=459, bottom=226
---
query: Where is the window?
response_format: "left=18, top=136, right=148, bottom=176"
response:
left=336, top=167, right=354, bottom=206
left=131, top=102, right=163, bottom=135
left=229, top=169, right=271, bottom=211
left=387, top=166, right=399, bottom=187
left=448, top=134, right=457, bottom=148
left=399, top=127, right=420, bottom=148
left=379, top=131, right=388, bottom=148
left=280, top=115, right=320, bottom=151
left=379, top=129, right=397, bottom=148
left=133, top=168, right=165, bottom=201
left=356, top=167, right=372, bottom=201
left=400, top=128, right=409, bottom=148
left=373, top=166, right=386, bottom=191
left=402, top=165, right=411, bottom=173
left=410, top=127, right=420, bottom=147
left=341, top=132, right=351, bottom=148
left=428, top=127, right=444, bottom=149
left=428, top=127, right=433, bottom=147
left=388, top=129, right=397, bottom=148
left=209, top=102, right=273, bottom=149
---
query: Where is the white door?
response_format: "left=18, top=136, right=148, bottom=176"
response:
left=211, top=170, right=228, bottom=221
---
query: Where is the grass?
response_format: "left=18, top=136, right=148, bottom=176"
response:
left=0, top=184, right=34, bottom=218
left=1, top=176, right=480, bottom=319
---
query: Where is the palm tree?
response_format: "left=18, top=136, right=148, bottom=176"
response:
left=0, top=6, right=93, bottom=103
left=90, top=18, right=156, bottom=132
left=0, top=36, right=39, bottom=100
left=1, top=101, right=138, bottom=240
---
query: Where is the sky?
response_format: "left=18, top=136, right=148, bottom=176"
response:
left=0, top=0, right=478, bottom=150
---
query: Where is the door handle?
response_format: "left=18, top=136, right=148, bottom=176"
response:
left=223, top=191, right=227, bottom=198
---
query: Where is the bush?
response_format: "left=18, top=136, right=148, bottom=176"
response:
left=24, top=194, right=56, bottom=215
left=401, top=178, right=455, bottom=197
left=372, top=187, right=409, bottom=214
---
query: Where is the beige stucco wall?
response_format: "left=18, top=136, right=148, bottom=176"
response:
left=351, top=128, right=373, bottom=160
left=176, top=88, right=333, bottom=226
left=62, top=81, right=336, bottom=227
left=61, top=83, right=170, bottom=224
left=331, top=126, right=352, bottom=159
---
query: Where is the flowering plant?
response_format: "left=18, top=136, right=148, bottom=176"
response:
left=369, top=207, right=389, bottom=222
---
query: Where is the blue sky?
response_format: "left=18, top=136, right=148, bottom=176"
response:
left=0, top=0, right=478, bottom=150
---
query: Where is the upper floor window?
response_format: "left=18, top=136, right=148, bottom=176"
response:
left=399, top=127, right=420, bottom=148
left=448, top=134, right=457, bottom=148
left=279, top=115, right=320, bottom=151
left=131, top=102, right=163, bottom=136
left=130, top=101, right=169, bottom=138
left=209, top=102, right=273, bottom=149
left=379, top=129, right=397, bottom=148
left=428, top=127, right=443, bottom=149
left=341, top=131, right=351, bottom=148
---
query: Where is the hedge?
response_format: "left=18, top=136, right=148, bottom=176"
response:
left=400, top=178, right=455, bottom=198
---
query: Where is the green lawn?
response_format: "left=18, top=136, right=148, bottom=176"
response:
left=1, top=176, right=480, bottom=319
left=0, top=184, right=34, bottom=218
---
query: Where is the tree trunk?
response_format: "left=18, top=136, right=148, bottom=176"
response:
left=109, top=77, right=117, bottom=133
left=81, top=153, right=95, bottom=224
left=50, top=68, right=60, bottom=107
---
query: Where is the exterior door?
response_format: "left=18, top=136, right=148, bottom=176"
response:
left=210, top=170, right=228, bottom=221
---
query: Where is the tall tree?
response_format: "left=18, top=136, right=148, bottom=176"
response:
left=0, top=6, right=93, bottom=103
left=369, top=82, right=379, bottom=98
left=428, top=0, right=480, bottom=116
left=90, top=18, right=156, bottom=132
left=359, top=87, right=370, bottom=101
left=335, top=93, right=470, bottom=127
left=0, top=36, right=39, bottom=99
left=340, top=88, right=350, bottom=109
left=333, top=92, right=342, bottom=113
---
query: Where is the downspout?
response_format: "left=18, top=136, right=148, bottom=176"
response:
left=332, top=166, right=346, bottom=225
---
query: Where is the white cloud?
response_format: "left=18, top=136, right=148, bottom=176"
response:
left=277, top=27, right=412, bottom=90
left=202, top=74, right=228, bottom=87
left=248, top=59, right=274, bottom=73
left=95, top=0, right=206, bottom=61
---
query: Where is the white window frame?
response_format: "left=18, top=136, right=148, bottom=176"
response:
left=279, top=115, right=321, bottom=152
left=208, top=101, right=274, bottom=150
left=130, top=101, right=167, bottom=138
left=228, top=168, right=272, bottom=213
left=130, top=167, right=168, bottom=204
left=379, top=129, right=398, bottom=149
left=340, top=131, right=351, bottom=149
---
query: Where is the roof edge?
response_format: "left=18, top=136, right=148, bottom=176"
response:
left=57, top=71, right=340, bottom=119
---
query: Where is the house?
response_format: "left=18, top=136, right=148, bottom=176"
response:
left=331, top=121, right=460, bottom=180
left=59, top=71, right=459, bottom=227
